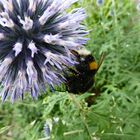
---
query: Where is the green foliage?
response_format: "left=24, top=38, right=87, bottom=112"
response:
left=0, top=0, right=140, bottom=140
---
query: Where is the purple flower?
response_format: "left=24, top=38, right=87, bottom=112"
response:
left=0, top=0, right=88, bottom=102
left=96, top=0, right=104, bottom=6
left=44, top=119, right=52, bottom=138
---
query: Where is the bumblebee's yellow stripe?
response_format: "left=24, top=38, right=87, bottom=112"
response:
left=89, top=61, right=98, bottom=70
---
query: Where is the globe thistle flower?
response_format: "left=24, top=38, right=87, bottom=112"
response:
left=96, top=0, right=104, bottom=6
left=44, top=119, right=52, bottom=139
left=0, top=0, right=88, bottom=102
left=43, top=117, right=66, bottom=138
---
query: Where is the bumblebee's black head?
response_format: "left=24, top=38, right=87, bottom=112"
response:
left=75, top=49, right=98, bottom=73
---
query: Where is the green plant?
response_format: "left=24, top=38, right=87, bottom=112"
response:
left=0, top=0, right=140, bottom=140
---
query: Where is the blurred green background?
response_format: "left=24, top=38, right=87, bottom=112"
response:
left=0, top=0, right=140, bottom=140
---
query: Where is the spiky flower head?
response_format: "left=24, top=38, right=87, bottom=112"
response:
left=0, top=0, right=88, bottom=102
left=44, top=119, right=52, bottom=138
left=96, top=0, right=104, bottom=6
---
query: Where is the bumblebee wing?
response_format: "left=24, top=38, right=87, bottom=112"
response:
left=84, top=75, right=94, bottom=92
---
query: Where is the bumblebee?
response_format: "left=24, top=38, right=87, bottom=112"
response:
left=65, top=49, right=105, bottom=94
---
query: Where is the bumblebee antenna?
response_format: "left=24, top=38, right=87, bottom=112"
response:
left=97, top=52, right=106, bottom=71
